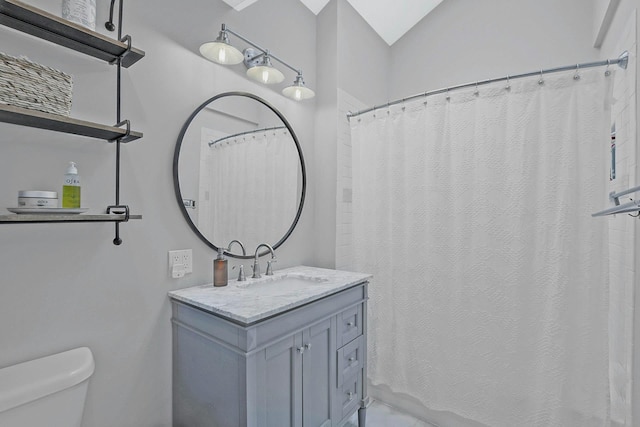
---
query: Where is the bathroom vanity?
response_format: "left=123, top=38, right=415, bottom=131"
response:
left=169, top=266, right=371, bottom=427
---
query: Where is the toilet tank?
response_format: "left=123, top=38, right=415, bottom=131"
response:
left=0, top=347, right=95, bottom=427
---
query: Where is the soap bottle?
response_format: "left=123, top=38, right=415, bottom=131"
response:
left=62, top=162, right=81, bottom=208
left=213, top=248, right=228, bottom=287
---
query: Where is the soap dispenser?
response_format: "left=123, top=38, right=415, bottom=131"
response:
left=62, top=161, right=81, bottom=208
left=213, top=248, right=228, bottom=287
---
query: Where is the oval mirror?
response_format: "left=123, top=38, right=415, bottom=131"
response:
left=173, top=92, right=306, bottom=258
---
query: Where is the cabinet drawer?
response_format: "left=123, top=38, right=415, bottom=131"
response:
left=337, top=304, right=362, bottom=348
left=337, top=335, right=363, bottom=387
left=339, top=371, right=362, bottom=419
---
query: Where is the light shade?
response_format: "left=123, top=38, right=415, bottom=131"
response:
left=246, top=55, right=285, bottom=84
left=199, top=31, right=244, bottom=65
left=282, top=74, right=315, bottom=100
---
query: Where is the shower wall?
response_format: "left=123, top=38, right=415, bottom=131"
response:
left=600, top=1, right=640, bottom=424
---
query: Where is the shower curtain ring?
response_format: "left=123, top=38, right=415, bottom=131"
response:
left=446, top=89, right=451, bottom=101
left=506, top=75, right=511, bottom=91
left=574, top=64, right=580, bottom=80
left=423, top=92, right=428, bottom=106
left=605, top=59, right=612, bottom=76
left=538, top=70, right=544, bottom=85
left=386, top=102, right=391, bottom=114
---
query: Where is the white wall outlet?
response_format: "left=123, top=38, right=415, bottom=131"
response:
left=181, top=249, right=193, bottom=274
left=169, top=249, right=192, bottom=278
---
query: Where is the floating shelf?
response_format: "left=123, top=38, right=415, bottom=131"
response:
left=0, top=104, right=143, bottom=142
left=0, top=213, right=142, bottom=223
left=0, top=0, right=145, bottom=67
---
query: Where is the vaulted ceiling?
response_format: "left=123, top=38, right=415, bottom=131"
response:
left=221, top=0, right=445, bottom=45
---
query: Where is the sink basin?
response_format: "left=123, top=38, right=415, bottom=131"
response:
left=236, top=274, right=328, bottom=290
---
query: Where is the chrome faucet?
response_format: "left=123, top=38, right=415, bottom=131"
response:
left=252, top=243, right=276, bottom=278
left=228, top=240, right=247, bottom=281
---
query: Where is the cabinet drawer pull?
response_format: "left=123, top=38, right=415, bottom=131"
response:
left=297, top=346, right=305, bottom=354
left=347, top=321, right=354, bottom=327
left=347, top=391, right=354, bottom=401
left=348, top=356, right=356, bottom=363
left=305, top=343, right=312, bottom=350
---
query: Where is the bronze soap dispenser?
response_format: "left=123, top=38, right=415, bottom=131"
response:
left=213, top=248, right=228, bottom=287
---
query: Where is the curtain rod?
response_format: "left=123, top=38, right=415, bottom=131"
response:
left=347, top=51, right=629, bottom=120
left=208, top=126, right=287, bottom=147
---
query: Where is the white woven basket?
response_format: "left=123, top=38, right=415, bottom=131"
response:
left=0, top=52, right=73, bottom=116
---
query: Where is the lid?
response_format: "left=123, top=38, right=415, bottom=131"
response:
left=66, top=161, right=78, bottom=174
left=217, top=247, right=226, bottom=260
left=0, top=347, right=95, bottom=413
left=17, top=191, right=58, bottom=198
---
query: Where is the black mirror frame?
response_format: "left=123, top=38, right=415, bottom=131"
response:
left=173, top=91, right=307, bottom=259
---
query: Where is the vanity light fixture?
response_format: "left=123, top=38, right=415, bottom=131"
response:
left=245, top=50, right=285, bottom=84
left=282, top=73, right=315, bottom=101
left=199, top=24, right=315, bottom=101
left=199, top=24, right=244, bottom=65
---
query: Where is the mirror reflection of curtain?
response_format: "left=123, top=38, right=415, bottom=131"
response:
left=198, top=127, right=298, bottom=248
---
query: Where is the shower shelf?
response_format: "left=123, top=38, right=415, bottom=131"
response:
left=591, top=185, right=640, bottom=217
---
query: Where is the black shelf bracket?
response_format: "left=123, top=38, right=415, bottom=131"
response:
left=110, top=119, right=131, bottom=142
left=107, top=205, right=130, bottom=245
left=107, top=205, right=130, bottom=222
left=109, top=34, right=132, bottom=65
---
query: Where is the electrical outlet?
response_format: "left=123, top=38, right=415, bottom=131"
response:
left=169, top=249, right=192, bottom=278
left=181, top=249, right=192, bottom=274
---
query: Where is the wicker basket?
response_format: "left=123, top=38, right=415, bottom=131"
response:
left=0, top=52, right=72, bottom=116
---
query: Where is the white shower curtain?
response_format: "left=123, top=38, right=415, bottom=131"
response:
left=350, top=69, right=614, bottom=426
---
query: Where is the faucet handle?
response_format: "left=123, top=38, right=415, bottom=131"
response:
left=251, top=259, right=261, bottom=279
left=266, top=258, right=277, bottom=276
left=233, top=264, right=246, bottom=281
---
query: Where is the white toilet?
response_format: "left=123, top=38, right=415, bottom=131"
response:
left=0, top=347, right=95, bottom=427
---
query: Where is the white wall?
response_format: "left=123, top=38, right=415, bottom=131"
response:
left=0, top=0, right=317, bottom=426
left=313, top=0, right=339, bottom=268
left=390, top=0, right=600, bottom=100
left=594, top=0, right=623, bottom=47
left=314, top=0, right=391, bottom=269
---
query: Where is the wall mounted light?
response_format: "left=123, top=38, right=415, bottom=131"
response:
left=199, top=24, right=244, bottom=65
left=199, top=24, right=315, bottom=101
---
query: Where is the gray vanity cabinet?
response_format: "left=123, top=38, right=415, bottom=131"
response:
left=171, top=281, right=368, bottom=427
left=257, top=318, right=333, bottom=427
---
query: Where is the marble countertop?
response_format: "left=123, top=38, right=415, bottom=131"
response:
left=168, top=266, right=371, bottom=325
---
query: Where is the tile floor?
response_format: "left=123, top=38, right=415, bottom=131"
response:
left=344, top=400, right=436, bottom=427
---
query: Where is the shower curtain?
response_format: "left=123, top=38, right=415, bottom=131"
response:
left=350, top=69, right=614, bottom=426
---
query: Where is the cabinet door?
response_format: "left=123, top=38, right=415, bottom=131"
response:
left=258, top=332, right=303, bottom=427
left=302, top=318, right=334, bottom=427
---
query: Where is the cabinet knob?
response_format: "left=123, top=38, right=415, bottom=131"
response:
left=348, top=356, right=356, bottom=363
left=347, top=321, right=354, bottom=327
left=304, top=343, right=312, bottom=350
left=297, top=346, right=305, bottom=354
left=347, top=391, right=354, bottom=401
